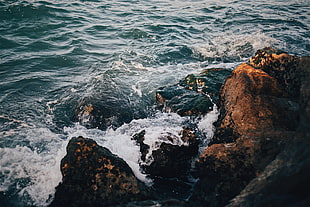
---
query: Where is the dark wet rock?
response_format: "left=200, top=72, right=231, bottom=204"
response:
left=132, top=130, right=150, bottom=162
left=156, top=68, right=231, bottom=116
left=133, top=128, right=199, bottom=178
left=179, top=68, right=232, bottom=104
left=50, top=136, right=150, bottom=207
left=73, top=96, right=147, bottom=130
left=156, top=86, right=213, bottom=116
left=189, top=49, right=308, bottom=207
left=143, top=142, right=195, bottom=178
left=132, top=128, right=200, bottom=202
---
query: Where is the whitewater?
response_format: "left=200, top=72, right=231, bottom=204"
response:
left=0, top=0, right=309, bottom=206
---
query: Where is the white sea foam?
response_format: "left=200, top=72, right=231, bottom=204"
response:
left=131, top=84, right=143, bottom=97
left=0, top=101, right=219, bottom=207
left=197, top=104, right=219, bottom=153
left=0, top=130, right=67, bottom=206
left=64, top=111, right=188, bottom=185
left=193, top=32, right=279, bottom=61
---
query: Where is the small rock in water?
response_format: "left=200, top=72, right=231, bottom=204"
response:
left=156, top=68, right=231, bottom=116
left=73, top=96, right=146, bottom=130
left=133, top=128, right=199, bottom=178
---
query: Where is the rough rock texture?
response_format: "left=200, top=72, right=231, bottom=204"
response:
left=249, top=47, right=300, bottom=98
left=226, top=56, right=310, bottom=207
left=133, top=128, right=199, bottom=178
left=50, top=137, right=149, bottom=207
left=189, top=48, right=308, bottom=207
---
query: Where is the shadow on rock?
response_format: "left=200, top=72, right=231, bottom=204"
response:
left=50, top=137, right=151, bottom=207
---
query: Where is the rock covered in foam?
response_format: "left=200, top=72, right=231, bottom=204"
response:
left=50, top=136, right=150, bottom=207
left=133, top=128, right=199, bottom=178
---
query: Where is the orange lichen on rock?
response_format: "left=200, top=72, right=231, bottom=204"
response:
left=190, top=48, right=302, bottom=207
left=50, top=136, right=149, bottom=207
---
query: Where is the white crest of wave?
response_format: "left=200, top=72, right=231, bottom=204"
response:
left=0, top=108, right=219, bottom=206
left=64, top=111, right=188, bottom=185
left=197, top=104, right=219, bottom=153
left=193, top=32, right=279, bottom=60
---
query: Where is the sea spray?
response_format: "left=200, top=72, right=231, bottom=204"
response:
left=0, top=135, right=67, bottom=206
left=197, top=104, right=219, bottom=153
left=63, top=111, right=189, bottom=185
left=192, top=32, right=280, bottom=62
left=1, top=0, right=308, bottom=206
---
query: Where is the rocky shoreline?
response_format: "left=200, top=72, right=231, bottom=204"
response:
left=50, top=48, right=310, bottom=207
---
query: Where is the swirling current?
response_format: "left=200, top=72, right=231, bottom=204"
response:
left=0, top=0, right=309, bottom=206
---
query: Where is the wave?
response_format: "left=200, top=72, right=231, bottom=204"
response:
left=192, top=32, right=280, bottom=62
left=0, top=103, right=219, bottom=206
left=0, top=128, right=66, bottom=206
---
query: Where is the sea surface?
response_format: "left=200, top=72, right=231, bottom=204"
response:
left=0, top=0, right=309, bottom=206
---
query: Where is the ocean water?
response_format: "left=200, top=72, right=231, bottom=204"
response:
left=0, top=0, right=309, bottom=206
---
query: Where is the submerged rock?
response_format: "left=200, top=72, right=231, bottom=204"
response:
left=179, top=68, right=232, bottom=104
left=156, top=86, right=213, bottom=116
left=189, top=48, right=308, bottom=207
left=156, top=68, right=231, bottom=116
left=50, top=137, right=150, bottom=207
left=73, top=96, right=147, bottom=130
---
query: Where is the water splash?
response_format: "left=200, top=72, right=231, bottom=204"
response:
left=192, top=32, right=279, bottom=62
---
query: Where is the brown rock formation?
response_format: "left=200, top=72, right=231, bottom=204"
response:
left=50, top=137, right=149, bottom=207
left=226, top=56, right=310, bottom=207
left=189, top=48, right=307, bottom=207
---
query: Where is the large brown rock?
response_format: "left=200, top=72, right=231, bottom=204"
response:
left=191, top=132, right=289, bottom=207
left=226, top=56, right=310, bottom=207
left=50, top=137, right=149, bottom=207
left=211, top=61, right=299, bottom=145
left=189, top=48, right=304, bottom=207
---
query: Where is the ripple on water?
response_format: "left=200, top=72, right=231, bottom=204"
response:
left=0, top=0, right=309, bottom=206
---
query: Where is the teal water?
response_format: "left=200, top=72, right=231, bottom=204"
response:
left=0, top=0, right=309, bottom=206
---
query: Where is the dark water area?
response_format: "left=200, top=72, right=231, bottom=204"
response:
left=0, top=0, right=309, bottom=206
